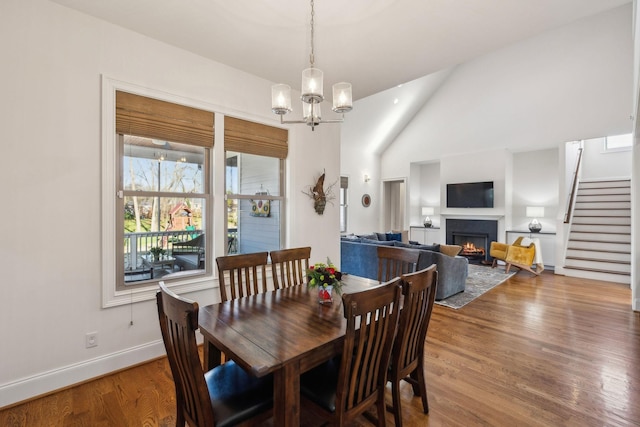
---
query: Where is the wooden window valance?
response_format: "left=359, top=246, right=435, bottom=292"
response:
left=115, top=91, right=214, bottom=148
left=224, top=116, right=288, bottom=159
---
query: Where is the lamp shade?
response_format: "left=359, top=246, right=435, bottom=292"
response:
left=332, top=82, right=353, bottom=113
left=421, top=207, right=434, bottom=216
left=301, top=68, right=324, bottom=103
left=271, top=84, right=292, bottom=115
left=526, top=206, right=544, bottom=218
left=303, top=102, right=321, bottom=126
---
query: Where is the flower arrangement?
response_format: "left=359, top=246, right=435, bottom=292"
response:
left=306, top=258, right=343, bottom=297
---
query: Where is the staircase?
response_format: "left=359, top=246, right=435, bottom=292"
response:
left=563, top=179, right=631, bottom=284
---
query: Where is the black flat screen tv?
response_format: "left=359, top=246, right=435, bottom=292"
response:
left=446, top=181, right=494, bottom=208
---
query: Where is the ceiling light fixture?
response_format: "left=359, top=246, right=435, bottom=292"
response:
left=271, top=0, right=352, bottom=131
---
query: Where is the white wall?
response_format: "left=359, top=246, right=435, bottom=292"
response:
left=581, top=137, right=633, bottom=180
left=0, top=0, right=341, bottom=406
left=511, top=149, right=560, bottom=233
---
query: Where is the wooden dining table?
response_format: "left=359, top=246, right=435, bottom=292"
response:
left=198, top=274, right=382, bottom=427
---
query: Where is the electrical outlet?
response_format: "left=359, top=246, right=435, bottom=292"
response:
left=85, top=332, right=98, bottom=348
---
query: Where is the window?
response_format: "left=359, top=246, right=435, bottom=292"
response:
left=340, top=176, right=348, bottom=233
left=224, top=117, right=287, bottom=254
left=114, top=90, right=213, bottom=292
left=120, top=136, right=208, bottom=286
left=604, top=133, right=632, bottom=152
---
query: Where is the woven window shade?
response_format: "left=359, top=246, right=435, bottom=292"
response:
left=115, top=91, right=214, bottom=148
left=224, top=116, right=288, bottom=159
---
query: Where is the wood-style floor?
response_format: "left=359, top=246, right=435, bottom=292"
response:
left=2, top=271, right=639, bottom=426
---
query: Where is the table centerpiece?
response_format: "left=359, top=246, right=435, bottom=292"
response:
left=306, top=258, right=343, bottom=304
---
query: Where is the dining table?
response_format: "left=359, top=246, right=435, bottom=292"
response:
left=198, top=274, right=382, bottom=427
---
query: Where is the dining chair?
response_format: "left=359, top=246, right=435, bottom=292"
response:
left=377, top=245, right=421, bottom=282
left=216, top=252, right=269, bottom=302
left=156, top=282, right=273, bottom=427
left=269, top=246, right=311, bottom=289
left=300, top=278, right=402, bottom=426
left=387, top=265, right=438, bottom=427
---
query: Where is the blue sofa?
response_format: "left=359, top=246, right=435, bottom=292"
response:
left=340, top=238, right=469, bottom=300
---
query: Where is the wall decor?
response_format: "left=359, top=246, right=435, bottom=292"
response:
left=302, top=171, right=337, bottom=215
left=362, top=194, right=371, bottom=207
left=250, top=188, right=270, bottom=217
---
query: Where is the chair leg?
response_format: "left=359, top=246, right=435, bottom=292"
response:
left=391, top=378, right=403, bottom=427
left=491, top=259, right=497, bottom=268
left=376, top=389, right=387, bottom=427
left=412, top=368, right=429, bottom=414
left=505, top=263, right=512, bottom=274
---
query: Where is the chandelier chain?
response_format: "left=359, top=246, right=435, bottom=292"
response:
left=309, top=0, right=315, bottom=67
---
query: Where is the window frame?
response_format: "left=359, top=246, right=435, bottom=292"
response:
left=102, top=77, right=214, bottom=308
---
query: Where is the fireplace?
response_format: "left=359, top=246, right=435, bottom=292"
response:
left=446, top=219, right=498, bottom=264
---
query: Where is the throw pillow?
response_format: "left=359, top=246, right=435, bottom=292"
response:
left=385, top=232, right=402, bottom=242
left=375, top=232, right=387, bottom=241
left=439, top=244, right=463, bottom=257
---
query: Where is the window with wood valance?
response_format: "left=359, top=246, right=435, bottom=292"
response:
left=224, top=116, right=288, bottom=159
left=115, top=91, right=214, bottom=148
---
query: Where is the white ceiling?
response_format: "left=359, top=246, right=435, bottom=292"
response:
left=51, top=0, right=630, bottom=100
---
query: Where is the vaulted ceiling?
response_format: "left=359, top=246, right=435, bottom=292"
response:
left=51, top=0, right=630, bottom=101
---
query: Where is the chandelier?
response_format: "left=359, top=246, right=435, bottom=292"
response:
left=271, top=0, right=353, bottom=130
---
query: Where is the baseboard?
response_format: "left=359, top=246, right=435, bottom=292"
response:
left=0, top=340, right=165, bottom=409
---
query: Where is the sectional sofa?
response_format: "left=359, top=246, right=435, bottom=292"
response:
left=340, top=234, right=469, bottom=300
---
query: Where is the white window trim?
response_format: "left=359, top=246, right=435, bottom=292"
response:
left=101, top=76, right=215, bottom=308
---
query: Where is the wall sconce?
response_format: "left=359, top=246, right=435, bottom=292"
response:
left=526, top=206, right=544, bottom=233
left=363, top=174, right=370, bottom=183
left=421, top=207, right=434, bottom=228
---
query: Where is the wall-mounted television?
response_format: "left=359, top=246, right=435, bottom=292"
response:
left=446, top=181, right=494, bottom=208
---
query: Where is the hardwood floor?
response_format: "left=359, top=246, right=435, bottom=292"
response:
left=2, top=271, right=639, bottom=426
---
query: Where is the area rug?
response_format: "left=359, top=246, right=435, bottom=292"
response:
left=435, top=264, right=515, bottom=309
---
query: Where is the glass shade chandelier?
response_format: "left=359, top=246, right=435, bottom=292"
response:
left=271, top=0, right=352, bottom=130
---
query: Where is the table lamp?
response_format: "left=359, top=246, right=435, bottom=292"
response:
left=526, top=206, right=544, bottom=233
left=422, top=207, right=434, bottom=228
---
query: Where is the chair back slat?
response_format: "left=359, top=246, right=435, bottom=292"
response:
left=337, top=278, right=401, bottom=416
left=270, top=247, right=311, bottom=289
left=156, top=283, right=215, bottom=426
left=216, top=252, right=269, bottom=302
left=377, top=246, right=420, bottom=282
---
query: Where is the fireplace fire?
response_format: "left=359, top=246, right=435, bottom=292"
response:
left=461, top=242, right=485, bottom=256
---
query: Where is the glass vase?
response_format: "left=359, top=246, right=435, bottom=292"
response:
left=318, top=285, right=333, bottom=304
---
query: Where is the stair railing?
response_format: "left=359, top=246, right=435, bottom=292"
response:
left=564, top=147, right=583, bottom=224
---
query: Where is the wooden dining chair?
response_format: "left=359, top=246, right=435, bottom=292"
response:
left=269, top=246, right=311, bottom=289
left=156, top=282, right=273, bottom=427
left=216, top=252, right=269, bottom=302
left=388, top=265, right=438, bottom=427
left=377, top=245, right=421, bottom=282
left=300, top=278, right=402, bottom=426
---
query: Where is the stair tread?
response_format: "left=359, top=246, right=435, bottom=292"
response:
left=565, top=256, right=630, bottom=265
left=566, top=247, right=630, bottom=254
left=562, top=266, right=630, bottom=276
